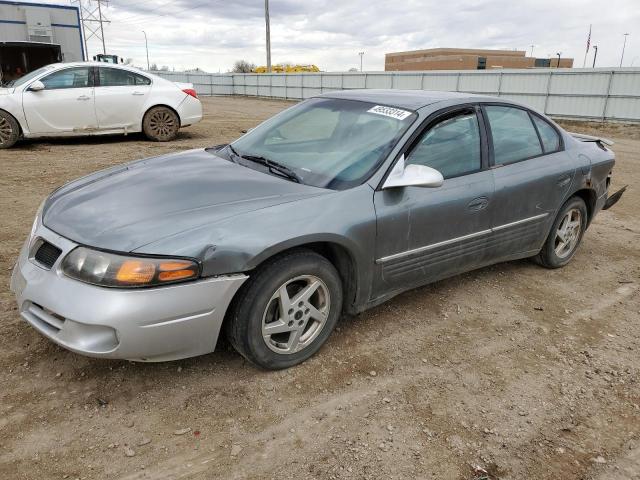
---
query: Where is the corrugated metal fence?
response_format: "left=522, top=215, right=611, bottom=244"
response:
left=154, top=68, right=640, bottom=123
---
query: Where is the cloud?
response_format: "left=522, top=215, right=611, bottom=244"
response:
left=33, top=0, right=640, bottom=71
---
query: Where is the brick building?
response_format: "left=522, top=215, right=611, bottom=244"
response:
left=385, top=48, right=573, bottom=71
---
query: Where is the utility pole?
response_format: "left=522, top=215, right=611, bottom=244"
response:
left=359, top=51, right=364, bottom=72
left=72, top=0, right=110, bottom=57
left=142, top=30, right=150, bottom=71
left=264, top=0, right=271, bottom=73
left=592, top=45, right=598, bottom=68
left=530, top=44, right=535, bottom=57
left=620, top=33, right=630, bottom=67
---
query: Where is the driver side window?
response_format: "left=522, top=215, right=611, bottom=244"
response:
left=40, top=67, right=92, bottom=90
left=407, top=110, right=481, bottom=179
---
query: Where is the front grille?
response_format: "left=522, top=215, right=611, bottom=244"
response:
left=34, top=241, right=62, bottom=269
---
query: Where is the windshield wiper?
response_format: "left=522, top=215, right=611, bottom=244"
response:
left=230, top=147, right=302, bottom=184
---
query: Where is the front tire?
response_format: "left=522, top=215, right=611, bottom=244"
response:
left=142, top=106, right=180, bottom=142
left=0, top=111, right=20, bottom=149
left=534, top=196, right=588, bottom=269
left=225, top=250, right=343, bottom=370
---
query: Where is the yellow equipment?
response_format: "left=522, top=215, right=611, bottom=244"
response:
left=253, top=64, right=320, bottom=73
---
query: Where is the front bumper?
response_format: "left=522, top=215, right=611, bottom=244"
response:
left=10, top=224, right=247, bottom=362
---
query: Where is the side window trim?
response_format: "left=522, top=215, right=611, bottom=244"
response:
left=481, top=103, right=563, bottom=168
left=376, top=103, right=489, bottom=189
left=528, top=111, right=546, bottom=153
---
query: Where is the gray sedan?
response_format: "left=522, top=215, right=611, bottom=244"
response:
left=10, top=90, right=624, bottom=369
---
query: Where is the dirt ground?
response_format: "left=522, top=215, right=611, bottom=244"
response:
left=1, top=96, right=639, bottom=480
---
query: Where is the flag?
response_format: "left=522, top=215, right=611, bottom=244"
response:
left=583, top=24, right=592, bottom=67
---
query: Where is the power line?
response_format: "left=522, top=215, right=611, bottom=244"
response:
left=115, top=0, right=184, bottom=22
left=114, top=1, right=212, bottom=25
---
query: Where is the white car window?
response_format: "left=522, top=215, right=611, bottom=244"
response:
left=98, top=68, right=151, bottom=87
left=41, top=68, right=92, bottom=90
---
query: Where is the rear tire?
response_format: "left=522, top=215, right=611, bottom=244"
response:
left=225, top=250, right=343, bottom=370
left=142, top=106, right=180, bottom=142
left=0, top=111, right=20, bottom=149
left=534, top=196, right=588, bottom=269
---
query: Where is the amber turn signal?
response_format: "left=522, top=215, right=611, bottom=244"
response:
left=116, top=260, right=156, bottom=284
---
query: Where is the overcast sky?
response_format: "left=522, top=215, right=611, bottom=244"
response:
left=47, top=0, right=640, bottom=71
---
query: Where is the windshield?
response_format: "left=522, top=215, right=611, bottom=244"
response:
left=230, top=98, right=416, bottom=190
left=5, top=66, right=54, bottom=88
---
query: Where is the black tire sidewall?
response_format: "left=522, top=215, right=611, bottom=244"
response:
left=142, top=107, right=179, bottom=142
left=540, top=197, right=588, bottom=268
left=0, top=111, right=20, bottom=149
left=229, top=251, right=343, bottom=370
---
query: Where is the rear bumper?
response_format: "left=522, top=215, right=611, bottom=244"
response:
left=178, top=95, right=203, bottom=127
left=10, top=223, right=247, bottom=362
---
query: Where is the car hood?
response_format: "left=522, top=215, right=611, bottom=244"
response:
left=43, top=149, right=329, bottom=253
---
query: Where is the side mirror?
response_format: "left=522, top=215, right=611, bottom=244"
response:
left=28, top=81, right=45, bottom=92
left=382, top=154, right=444, bottom=189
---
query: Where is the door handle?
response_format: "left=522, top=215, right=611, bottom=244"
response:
left=467, top=196, right=489, bottom=211
left=132, top=91, right=145, bottom=96
left=77, top=95, right=91, bottom=101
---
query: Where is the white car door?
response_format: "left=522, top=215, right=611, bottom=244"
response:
left=22, top=66, right=97, bottom=134
left=94, top=67, right=152, bottom=131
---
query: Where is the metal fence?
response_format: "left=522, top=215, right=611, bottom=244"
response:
left=154, top=68, right=640, bottom=123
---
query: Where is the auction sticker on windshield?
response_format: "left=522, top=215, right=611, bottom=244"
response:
left=367, top=105, right=412, bottom=120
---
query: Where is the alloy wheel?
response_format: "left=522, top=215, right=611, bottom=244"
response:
left=0, top=116, right=13, bottom=145
left=148, top=110, right=176, bottom=139
left=554, top=208, right=582, bottom=259
left=261, top=275, right=331, bottom=355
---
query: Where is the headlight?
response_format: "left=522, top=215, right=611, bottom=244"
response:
left=61, top=247, right=200, bottom=288
left=30, top=199, right=46, bottom=239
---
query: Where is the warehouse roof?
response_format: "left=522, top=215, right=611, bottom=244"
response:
left=318, top=89, right=481, bottom=110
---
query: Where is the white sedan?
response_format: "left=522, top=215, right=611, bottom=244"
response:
left=0, top=62, right=202, bottom=148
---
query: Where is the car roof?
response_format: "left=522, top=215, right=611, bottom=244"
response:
left=318, top=89, right=485, bottom=110
left=46, top=62, right=149, bottom=72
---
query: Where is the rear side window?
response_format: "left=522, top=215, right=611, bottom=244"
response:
left=41, top=67, right=91, bottom=89
left=98, top=68, right=151, bottom=87
left=407, top=111, right=481, bottom=179
left=485, top=106, right=542, bottom=165
left=532, top=115, right=561, bottom=152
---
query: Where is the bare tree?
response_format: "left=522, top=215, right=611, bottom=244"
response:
left=231, top=60, right=256, bottom=73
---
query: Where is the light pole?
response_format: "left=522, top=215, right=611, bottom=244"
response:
left=359, top=52, right=364, bottom=72
left=592, top=45, right=598, bottom=68
left=142, top=30, right=150, bottom=71
left=265, top=0, right=272, bottom=73
left=530, top=44, right=535, bottom=57
left=620, top=33, right=630, bottom=67
left=556, top=52, right=561, bottom=68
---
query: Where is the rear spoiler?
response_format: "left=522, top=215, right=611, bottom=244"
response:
left=569, top=132, right=614, bottom=147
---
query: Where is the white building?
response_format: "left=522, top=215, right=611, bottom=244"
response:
left=0, top=1, right=84, bottom=62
